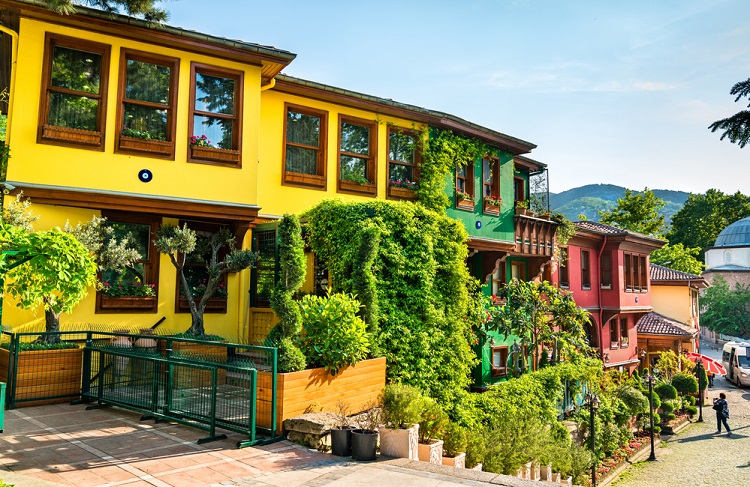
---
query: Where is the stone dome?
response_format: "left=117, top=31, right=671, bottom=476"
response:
left=714, top=217, right=750, bottom=247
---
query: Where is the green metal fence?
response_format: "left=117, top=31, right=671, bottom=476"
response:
left=1, top=330, right=279, bottom=448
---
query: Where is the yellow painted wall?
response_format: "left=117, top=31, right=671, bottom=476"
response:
left=651, top=285, right=696, bottom=327
left=8, top=18, right=261, bottom=206
left=2, top=203, right=253, bottom=340
left=258, top=89, right=424, bottom=217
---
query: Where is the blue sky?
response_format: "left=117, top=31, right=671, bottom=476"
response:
left=167, top=0, right=750, bottom=195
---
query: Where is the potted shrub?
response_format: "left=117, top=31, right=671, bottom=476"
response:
left=417, top=397, right=448, bottom=464
left=351, top=403, right=379, bottom=461
left=441, top=422, right=467, bottom=468
left=379, top=384, right=423, bottom=460
left=330, top=401, right=353, bottom=457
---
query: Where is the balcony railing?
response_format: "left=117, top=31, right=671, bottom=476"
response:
left=513, top=213, right=558, bottom=257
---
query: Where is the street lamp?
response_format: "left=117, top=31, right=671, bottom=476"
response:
left=586, top=392, right=600, bottom=487
left=696, top=359, right=704, bottom=423
left=646, top=373, right=657, bottom=461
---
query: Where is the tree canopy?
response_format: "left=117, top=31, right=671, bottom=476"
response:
left=47, top=0, right=169, bottom=22
left=667, top=189, right=750, bottom=259
left=708, top=77, right=750, bottom=148
left=599, top=188, right=665, bottom=237
left=700, top=275, right=750, bottom=338
left=650, top=243, right=704, bottom=275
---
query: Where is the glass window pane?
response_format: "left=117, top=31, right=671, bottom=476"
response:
left=287, top=111, right=320, bottom=147
left=108, top=221, right=150, bottom=257
left=123, top=103, right=167, bottom=140
left=389, top=132, right=414, bottom=163
left=340, top=156, right=367, bottom=182
left=340, top=122, right=369, bottom=155
left=102, top=262, right=147, bottom=290
left=48, top=92, right=98, bottom=130
left=286, top=146, right=318, bottom=174
left=193, top=114, right=233, bottom=149
left=195, top=73, right=234, bottom=115
left=389, top=163, right=413, bottom=182
left=51, top=46, right=101, bottom=94
left=126, top=59, right=170, bottom=105
left=457, top=165, right=466, bottom=177
left=483, top=159, right=492, bottom=183
left=457, top=179, right=466, bottom=192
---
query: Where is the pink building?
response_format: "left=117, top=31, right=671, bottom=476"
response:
left=555, top=222, right=665, bottom=373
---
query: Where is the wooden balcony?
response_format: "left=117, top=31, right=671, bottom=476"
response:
left=514, top=213, right=558, bottom=257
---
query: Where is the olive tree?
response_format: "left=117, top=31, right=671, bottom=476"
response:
left=155, top=224, right=256, bottom=336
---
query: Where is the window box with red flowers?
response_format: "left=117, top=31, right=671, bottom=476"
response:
left=388, top=179, right=419, bottom=200
left=455, top=189, right=474, bottom=211
left=189, top=134, right=240, bottom=165
left=99, top=281, right=157, bottom=312
left=483, top=196, right=502, bottom=215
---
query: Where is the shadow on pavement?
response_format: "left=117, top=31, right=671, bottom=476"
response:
left=676, top=425, right=749, bottom=443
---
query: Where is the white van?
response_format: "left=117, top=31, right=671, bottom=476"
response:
left=722, top=342, right=750, bottom=387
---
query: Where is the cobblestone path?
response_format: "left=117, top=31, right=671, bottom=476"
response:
left=614, top=349, right=750, bottom=486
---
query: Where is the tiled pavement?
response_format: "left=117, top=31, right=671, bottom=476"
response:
left=0, top=403, right=543, bottom=487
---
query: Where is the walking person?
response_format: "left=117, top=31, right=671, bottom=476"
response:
left=712, top=392, right=732, bottom=436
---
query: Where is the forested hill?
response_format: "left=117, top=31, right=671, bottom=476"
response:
left=550, top=184, right=690, bottom=223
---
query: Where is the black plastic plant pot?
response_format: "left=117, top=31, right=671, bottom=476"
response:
left=351, top=429, right=378, bottom=461
left=331, top=427, right=353, bottom=456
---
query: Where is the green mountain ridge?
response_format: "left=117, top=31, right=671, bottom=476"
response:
left=550, top=184, right=690, bottom=224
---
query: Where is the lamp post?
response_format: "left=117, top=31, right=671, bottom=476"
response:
left=696, top=359, right=704, bottom=423
left=586, top=392, right=600, bottom=487
left=646, top=373, right=657, bottom=461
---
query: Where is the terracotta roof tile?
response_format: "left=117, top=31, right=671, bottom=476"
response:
left=636, top=312, right=697, bottom=337
left=650, top=264, right=703, bottom=281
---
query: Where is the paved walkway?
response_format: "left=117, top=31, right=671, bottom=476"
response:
left=0, top=403, right=545, bottom=487
left=613, top=344, right=750, bottom=486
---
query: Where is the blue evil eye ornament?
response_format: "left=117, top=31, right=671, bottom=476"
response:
left=138, top=169, right=153, bottom=183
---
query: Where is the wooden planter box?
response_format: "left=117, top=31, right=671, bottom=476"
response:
left=190, top=146, right=240, bottom=164
left=284, top=171, right=326, bottom=188
left=0, top=347, right=83, bottom=406
left=42, top=125, right=101, bottom=146
left=118, top=135, right=172, bottom=157
left=456, top=198, right=474, bottom=211
left=339, top=179, right=376, bottom=196
left=483, top=204, right=501, bottom=216
left=257, top=356, right=386, bottom=433
left=100, top=296, right=157, bottom=312
left=388, top=185, right=417, bottom=200
left=178, top=297, right=227, bottom=313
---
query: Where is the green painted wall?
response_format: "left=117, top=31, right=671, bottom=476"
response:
left=445, top=150, right=516, bottom=243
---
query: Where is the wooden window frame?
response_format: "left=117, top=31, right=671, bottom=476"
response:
left=624, top=253, right=633, bottom=291
left=336, top=114, right=377, bottom=196
left=188, top=62, right=243, bottom=168
left=455, top=163, right=475, bottom=210
left=514, top=176, right=525, bottom=204
left=619, top=317, right=629, bottom=347
left=600, top=250, right=612, bottom=289
left=491, top=346, right=509, bottom=378
left=482, top=156, right=501, bottom=215
left=639, top=255, right=648, bottom=292
left=96, top=212, right=160, bottom=314
left=386, top=126, right=420, bottom=200
left=581, top=249, right=591, bottom=290
left=250, top=228, right=278, bottom=308
left=115, top=49, right=179, bottom=159
left=38, top=33, right=111, bottom=151
left=282, top=103, right=328, bottom=189
left=511, top=261, right=526, bottom=281
left=609, top=319, right=619, bottom=349
left=491, top=261, right=506, bottom=297
left=175, top=220, right=229, bottom=314
left=559, top=248, right=569, bottom=288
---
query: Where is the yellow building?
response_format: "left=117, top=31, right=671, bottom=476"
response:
left=636, top=264, right=708, bottom=366
left=0, top=1, right=546, bottom=341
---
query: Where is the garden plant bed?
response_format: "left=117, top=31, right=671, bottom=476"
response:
left=593, top=434, right=657, bottom=487
left=660, top=413, right=691, bottom=435
left=257, top=356, right=386, bottom=433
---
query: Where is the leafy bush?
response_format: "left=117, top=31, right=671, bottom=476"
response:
left=616, top=385, right=649, bottom=416
left=276, top=337, right=306, bottom=373
left=655, top=350, right=680, bottom=380
left=380, top=383, right=424, bottom=429
left=660, top=401, right=674, bottom=414
left=684, top=395, right=696, bottom=406
left=465, top=431, right=486, bottom=468
left=654, top=382, right=678, bottom=401
left=671, top=372, right=698, bottom=395
left=418, top=397, right=449, bottom=442
left=299, top=292, right=369, bottom=375
left=442, top=422, right=468, bottom=457
left=685, top=405, right=698, bottom=416
left=1, top=341, right=79, bottom=351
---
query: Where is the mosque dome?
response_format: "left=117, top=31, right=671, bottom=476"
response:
left=714, top=217, right=750, bottom=247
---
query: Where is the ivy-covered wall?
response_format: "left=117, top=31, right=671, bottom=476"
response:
left=305, top=199, right=479, bottom=402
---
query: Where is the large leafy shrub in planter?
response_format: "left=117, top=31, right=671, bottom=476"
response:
left=655, top=382, right=678, bottom=401
left=671, top=372, right=698, bottom=395
left=299, top=292, right=369, bottom=375
left=380, top=383, right=424, bottom=428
